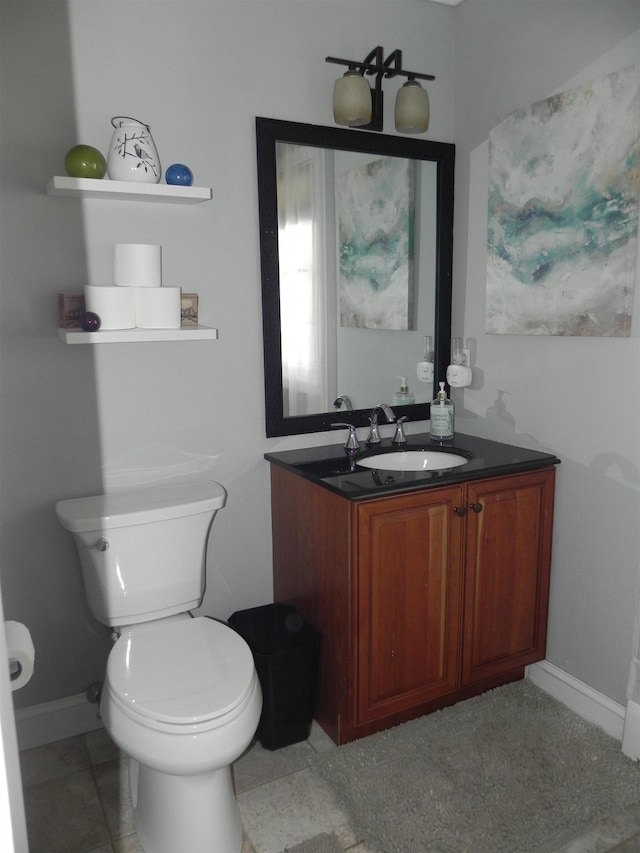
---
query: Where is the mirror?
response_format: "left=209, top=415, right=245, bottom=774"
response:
left=256, top=117, right=454, bottom=437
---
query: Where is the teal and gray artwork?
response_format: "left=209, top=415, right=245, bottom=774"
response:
left=338, top=156, right=414, bottom=330
left=487, top=65, right=639, bottom=336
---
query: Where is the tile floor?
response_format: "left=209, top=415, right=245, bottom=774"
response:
left=19, top=722, right=369, bottom=853
left=19, top=722, right=640, bottom=853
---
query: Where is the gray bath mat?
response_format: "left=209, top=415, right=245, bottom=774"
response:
left=284, top=833, right=344, bottom=853
left=312, top=680, right=640, bottom=852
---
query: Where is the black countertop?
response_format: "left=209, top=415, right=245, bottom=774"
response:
left=264, top=432, right=560, bottom=500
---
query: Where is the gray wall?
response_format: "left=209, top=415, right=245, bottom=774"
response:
left=1, top=0, right=638, bottom=715
left=453, top=0, right=640, bottom=704
left=0, top=0, right=455, bottom=709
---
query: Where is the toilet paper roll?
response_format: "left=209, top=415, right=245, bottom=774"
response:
left=5, top=621, right=35, bottom=692
left=84, top=285, right=136, bottom=330
left=135, top=287, right=181, bottom=329
left=114, top=243, right=162, bottom=288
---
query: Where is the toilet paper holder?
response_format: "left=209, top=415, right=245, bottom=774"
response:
left=9, top=656, right=23, bottom=683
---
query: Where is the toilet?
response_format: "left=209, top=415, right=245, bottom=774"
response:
left=55, top=481, right=262, bottom=853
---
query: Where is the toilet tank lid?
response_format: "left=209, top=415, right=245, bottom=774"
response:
left=56, top=481, right=226, bottom=532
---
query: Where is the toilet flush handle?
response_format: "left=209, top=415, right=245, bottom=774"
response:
left=95, top=537, right=109, bottom=552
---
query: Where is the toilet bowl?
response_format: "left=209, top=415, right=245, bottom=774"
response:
left=101, top=616, right=262, bottom=853
left=55, top=481, right=262, bottom=853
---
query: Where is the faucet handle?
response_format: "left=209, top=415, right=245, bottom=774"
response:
left=331, top=422, right=360, bottom=451
left=366, top=417, right=381, bottom=445
left=392, top=416, right=408, bottom=445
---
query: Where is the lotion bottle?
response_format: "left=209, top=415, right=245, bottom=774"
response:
left=430, top=381, right=454, bottom=441
left=393, top=376, right=415, bottom=406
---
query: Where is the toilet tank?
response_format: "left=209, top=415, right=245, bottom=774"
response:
left=56, top=481, right=226, bottom=627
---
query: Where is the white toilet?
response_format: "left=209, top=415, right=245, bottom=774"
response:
left=55, top=481, right=262, bottom=853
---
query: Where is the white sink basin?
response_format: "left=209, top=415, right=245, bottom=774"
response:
left=357, top=450, right=469, bottom=472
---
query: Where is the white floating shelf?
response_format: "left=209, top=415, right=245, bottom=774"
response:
left=59, top=326, right=218, bottom=344
left=47, top=176, right=212, bottom=204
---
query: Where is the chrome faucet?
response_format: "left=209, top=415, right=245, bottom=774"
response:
left=366, top=404, right=396, bottom=445
left=331, top=422, right=360, bottom=454
left=333, top=395, right=353, bottom=411
left=392, top=416, right=408, bottom=445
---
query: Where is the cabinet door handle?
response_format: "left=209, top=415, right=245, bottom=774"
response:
left=454, top=505, right=467, bottom=517
left=470, top=502, right=483, bottom=513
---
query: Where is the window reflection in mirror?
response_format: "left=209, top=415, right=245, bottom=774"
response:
left=277, top=141, right=331, bottom=417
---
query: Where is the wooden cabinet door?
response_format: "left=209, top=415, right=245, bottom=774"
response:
left=462, top=469, right=555, bottom=684
left=355, top=486, right=464, bottom=725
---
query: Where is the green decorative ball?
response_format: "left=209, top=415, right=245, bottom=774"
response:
left=64, top=145, right=107, bottom=179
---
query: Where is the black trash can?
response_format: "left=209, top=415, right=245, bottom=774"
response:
left=228, top=603, right=321, bottom=750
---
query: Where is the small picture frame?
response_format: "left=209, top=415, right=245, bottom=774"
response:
left=58, top=293, right=86, bottom=328
left=181, top=293, right=199, bottom=327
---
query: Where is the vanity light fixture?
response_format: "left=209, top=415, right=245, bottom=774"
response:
left=326, top=46, right=434, bottom=133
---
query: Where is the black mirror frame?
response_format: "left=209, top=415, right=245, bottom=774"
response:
left=256, top=116, right=454, bottom=438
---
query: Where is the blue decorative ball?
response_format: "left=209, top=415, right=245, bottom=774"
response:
left=81, top=311, right=101, bottom=332
left=165, top=163, right=193, bottom=186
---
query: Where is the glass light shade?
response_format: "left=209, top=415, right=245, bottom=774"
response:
left=395, top=80, right=430, bottom=134
left=333, top=70, right=372, bottom=127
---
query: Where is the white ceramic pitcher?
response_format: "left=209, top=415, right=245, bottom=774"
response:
left=107, top=116, right=161, bottom=183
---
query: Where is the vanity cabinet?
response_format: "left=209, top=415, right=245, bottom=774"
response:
left=270, top=464, right=555, bottom=745
left=462, top=472, right=554, bottom=686
left=355, top=485, right=464, bottom=728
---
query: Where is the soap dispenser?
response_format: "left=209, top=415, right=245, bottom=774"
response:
left=393, top=376, right=415, bottom=406
left=430, top=381, right=454, bottom=441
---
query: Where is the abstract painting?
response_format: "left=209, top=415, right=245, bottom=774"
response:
left=338, top=156, right=415, bottom=330
left=486, top=65, right=640, bottom=336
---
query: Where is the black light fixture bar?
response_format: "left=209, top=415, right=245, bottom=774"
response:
left=326, top=47, right=434, bottom=131
left=325, top=47, right=435, bottom=82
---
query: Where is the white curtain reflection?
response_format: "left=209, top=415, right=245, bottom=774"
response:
left=277, top=143, right=328, bottom=416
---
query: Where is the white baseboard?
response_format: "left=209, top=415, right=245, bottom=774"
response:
left=14, top=692, right=103, bottom=751
left=622, top=698, right=640, bottom=760
left=526, top=660, right=625, bottom=741
left=14, top=662, right=625, bottom=754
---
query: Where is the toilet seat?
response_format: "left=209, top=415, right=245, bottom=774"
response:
left=106, top=616, right=255, bottom=730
